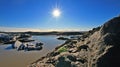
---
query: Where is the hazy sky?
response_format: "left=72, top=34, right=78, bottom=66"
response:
left=0, top=0, right=120, bottom=32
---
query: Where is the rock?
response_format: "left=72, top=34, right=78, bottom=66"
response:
left=100, top=16, right=120, bottom=35
left=47, top=51, right=60, bottom=57
left=56, top=56, right=71, bottom=67
left=29, top=16, right=120, bottom=67
left=68, top=48, right=77, bottom=53
left=67, top=55, right=77, bottom=62
left=76, top=58, right=87, bottom=64
left=64, top=39, right=72, bottom=44
left=97, top=16, right=120, bottom=67
left=71, top=40, right=77, bottom=44
left=77, top=45, right=89, bottom=51
left=74, top=61, right=80, bottom=65
left=46, top=58, right=56, bottom=64
left=67, top=44, right=75, bottom=48
left=57, top=37, right=69, bottom=40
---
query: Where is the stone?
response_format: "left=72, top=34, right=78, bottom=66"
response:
left=67, top=55, right=76, bottom=62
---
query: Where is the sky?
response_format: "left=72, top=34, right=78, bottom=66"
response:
left=0, top=0, right=120, bottom=32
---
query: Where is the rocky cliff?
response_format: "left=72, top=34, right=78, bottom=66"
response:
left=29, top=16, right=120, bottom=67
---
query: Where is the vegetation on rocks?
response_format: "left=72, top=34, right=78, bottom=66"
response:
left=57, top=46, right=67, bottom=53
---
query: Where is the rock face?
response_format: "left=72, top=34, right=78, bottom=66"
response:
left=29, top=16, right=120, bottom=67
left=97, top=16, right=120, bottom=67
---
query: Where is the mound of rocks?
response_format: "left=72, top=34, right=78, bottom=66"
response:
left=29, top=16, right=120, bottom=67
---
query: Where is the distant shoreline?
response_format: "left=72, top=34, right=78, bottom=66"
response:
left=0, top=31, right=86, bottom=36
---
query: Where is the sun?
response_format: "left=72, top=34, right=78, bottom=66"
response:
left=52, top=9, right=61, bottom=18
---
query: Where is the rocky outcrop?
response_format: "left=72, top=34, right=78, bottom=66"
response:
left=97, top=16, right=120, bottom=67
left=29, top=16, right=120, bottom=67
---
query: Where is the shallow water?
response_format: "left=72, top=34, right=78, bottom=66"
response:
left=0, top=35, right=64, bottom=67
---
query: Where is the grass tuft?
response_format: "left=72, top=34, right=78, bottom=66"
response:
left=58, top=46, right=67, bottom=53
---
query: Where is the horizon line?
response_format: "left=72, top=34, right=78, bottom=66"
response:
left=0, top=26, right=90, bottom=32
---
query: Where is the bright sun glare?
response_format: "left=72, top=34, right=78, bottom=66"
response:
left=52, top=9, right=61, bottom=18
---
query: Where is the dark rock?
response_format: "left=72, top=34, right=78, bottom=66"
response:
left=67, top=55, right=76, bottom=62
left=71, top=41, right=77, bottom=44
left=77, top=58, right=87, bottom=64
left=100, top=16, right=120, bottom=35
left=46, top=58, right=56, bottom=64
left=57, top=37, right=69, bottom=40
left=97, top=16, right=120, bottom=67
left=56, top=56, right=71, bottom=67
left=77, top=45, right=89, bottom=51
left=67, top=44, right=75, bottom=48
left=64, top=40, right=72, bottom=44
left=48, top=52, right=60, bottom=57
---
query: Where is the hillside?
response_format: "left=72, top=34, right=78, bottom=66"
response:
left=29, top=16, right=120, bottom=67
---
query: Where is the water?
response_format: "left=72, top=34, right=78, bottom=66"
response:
left=0, top=35, right=64, bottom=67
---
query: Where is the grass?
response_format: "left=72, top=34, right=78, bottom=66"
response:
left=58, top=46, right=67, bottom=53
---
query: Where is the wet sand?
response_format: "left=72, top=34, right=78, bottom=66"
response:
left=0, top=36, right=64, bottom=67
